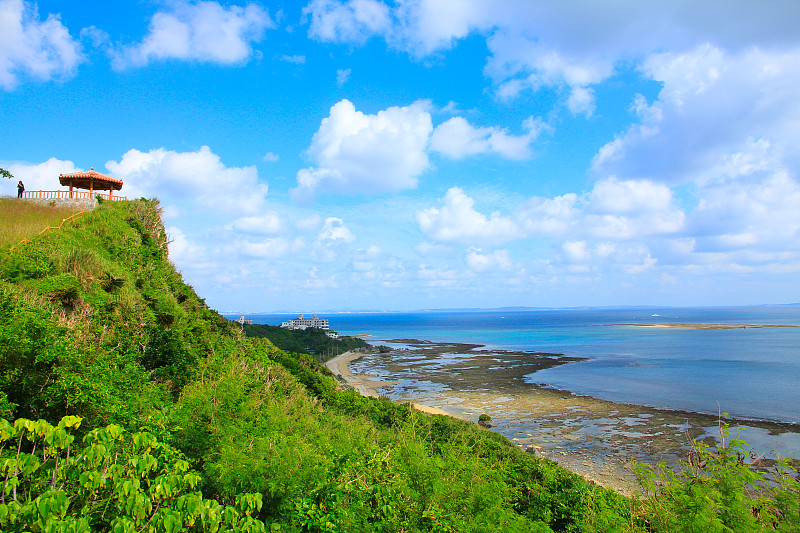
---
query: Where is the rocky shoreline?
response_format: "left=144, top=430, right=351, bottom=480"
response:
left=326, top=340, right=800, bottom=496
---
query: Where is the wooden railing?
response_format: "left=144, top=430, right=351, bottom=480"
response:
left=22, top=190, right=128, bottom=201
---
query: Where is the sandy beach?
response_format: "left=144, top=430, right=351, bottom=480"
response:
left=324, top=344, right=800, bottom=496
left=325, top=350, right=450, bottom=416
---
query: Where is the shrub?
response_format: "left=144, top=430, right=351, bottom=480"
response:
left=635, top=422, right=800, bottom=532
left=0, top=415, right=276, bottom=532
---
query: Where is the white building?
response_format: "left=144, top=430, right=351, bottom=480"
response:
left=235, top=316, right=253, bottom=325
left=280, top=313, right=330, bottom=330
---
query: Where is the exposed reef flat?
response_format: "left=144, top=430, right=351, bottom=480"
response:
left=626, top=323, right=800, bottom=329
left=332, top=339, right=800, bottom=496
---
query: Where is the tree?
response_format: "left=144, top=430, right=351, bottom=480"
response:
left=0, top=168, right=12, bottom=180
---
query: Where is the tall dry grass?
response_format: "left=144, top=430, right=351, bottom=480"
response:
left=0, top=198, right=83, bottom=247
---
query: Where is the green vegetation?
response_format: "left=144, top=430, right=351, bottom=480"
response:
left=0, top=416, right=272, bottom=532
left=1, top=199, right=797, bottom=532
left=1, top=168, right=12, bottom=180
left=635, top=423, right=800, bottom=532
left=241, top=322, right=367, bottom=360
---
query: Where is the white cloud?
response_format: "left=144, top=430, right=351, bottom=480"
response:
left=295, top=214, right=323, bottom=232
left=560, top=240, right=657, bottom=275
left=304, top=0, right=391, bottom=44
left=312, top=216, right=356, bottom=261
left=566, top=86, right=595, bottom=117
left=238, top=237, right=299, bottom=259
left=106, top=145, right=267, bottom=216
left=562, top=240, right=589, bottom=262
left=262, top=152, right=279, bottom=162
left=592, top=45, right=800, bottom=185
left=292, top=99, right=432, bottom=201
left=587, top=177, right=674, bottom=215
left=336, top=67, right=351, bottom=85
left=582, top=178, right=685, bottom=239
left=515, top=193, right=578, bottom=236
left=229, top=213, right=283, bottom=235
left=415, top=241, right=450, bottom=256
left=280, top=54, right=306, bottom=64
left=486, top=31, right=613, bottom=106
left=303, top=0, right=800, bottom=118
left=166, top=225, right=212, bottom=267
left=416, top=187, right=519, bottom=245
left=430, top=116, right=546, bottom=160
left=690, top=171, right=800, bottom=259
left=3, top=157, right=79, bottom=192
left=316, top=216, right=355, bottom=243
left=465, top=248, right=511, bottom=272
left=0, top=0, right=83, bottom=89
left=585, top=43, right=800, bottom=270
left=112, top=1, right=274, bottom=69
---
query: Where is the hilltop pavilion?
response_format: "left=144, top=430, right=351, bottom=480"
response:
left=59, top=168, right=124, bottom=200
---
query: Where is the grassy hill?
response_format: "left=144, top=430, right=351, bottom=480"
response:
left=1, top=199, right=796, bottom=532
left=0, top=197, right=84, bottom=248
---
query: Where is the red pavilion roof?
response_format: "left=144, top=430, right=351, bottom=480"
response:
left=59, top=168, right=123, bottom=191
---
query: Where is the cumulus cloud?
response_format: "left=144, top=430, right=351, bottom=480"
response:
left=2, top=157, right=79, bottom=192
left=515, top=194, right=578, bottom=237
left=106, top=145, right=267, bottom=216
left=587, top=177, right=673, bottom=214
left=0, top=0, right=83, bottom=89
left=414, top=180, right=691, bottom=275
left=229, top=212, right=283, bottom=235
left=292, top=99, right=432, bottom=201
left=690, top=171, right=800, bottom=259
left=292, top=99, right=554, bottom=201
left=584, top=43, right=800, bottom=270
left=582, top=178, right=685, bottom=240
left=166, top=225, right=213, bottom=268
left=559, top=240, right=657, bottom=275
left=312, top=216, right=356, bottom=261
left=566, top=86, right=596, bottom=117
left=316, top=216, right=355, bottom=243
left=593, top=45, right=800, bottom=186
left=430, top=116, right=547, bottom=160
left=465, top=248, right=512, bottom=272
left=112, top=1, right=274, bottom=69
left=303, top=0, right=800, bottom=117
left=416, top=187, right=520, bottom=245
left=413, top=167, right=798, bottom=278
left=304, top=0, right=391, bottom=44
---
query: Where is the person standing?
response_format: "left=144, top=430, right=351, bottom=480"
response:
left=17, top=181, right=25, bottom=198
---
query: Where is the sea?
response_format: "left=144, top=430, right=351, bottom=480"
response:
left=228, top=305, right=800, bottom=457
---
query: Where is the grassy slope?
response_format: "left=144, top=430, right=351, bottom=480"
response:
left=0, top=197, right=84, bottom=247
left=0, top=200, right=639, bottom=532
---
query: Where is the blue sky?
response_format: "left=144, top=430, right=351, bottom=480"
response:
left=2, top=0, right=800, bottom=312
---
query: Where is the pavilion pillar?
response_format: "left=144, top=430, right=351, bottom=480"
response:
left=69, top=183, right=73, bottom=198
left=90, top=178, right=94, bottom=197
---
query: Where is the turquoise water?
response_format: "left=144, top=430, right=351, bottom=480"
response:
left=238, top=306, right=800, bottom=425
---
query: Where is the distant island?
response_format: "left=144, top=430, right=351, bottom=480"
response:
left=628, top=323, right=800, bottom=329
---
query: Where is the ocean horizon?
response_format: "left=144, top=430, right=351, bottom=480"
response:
left=229, top=305, right=800, bottom=426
